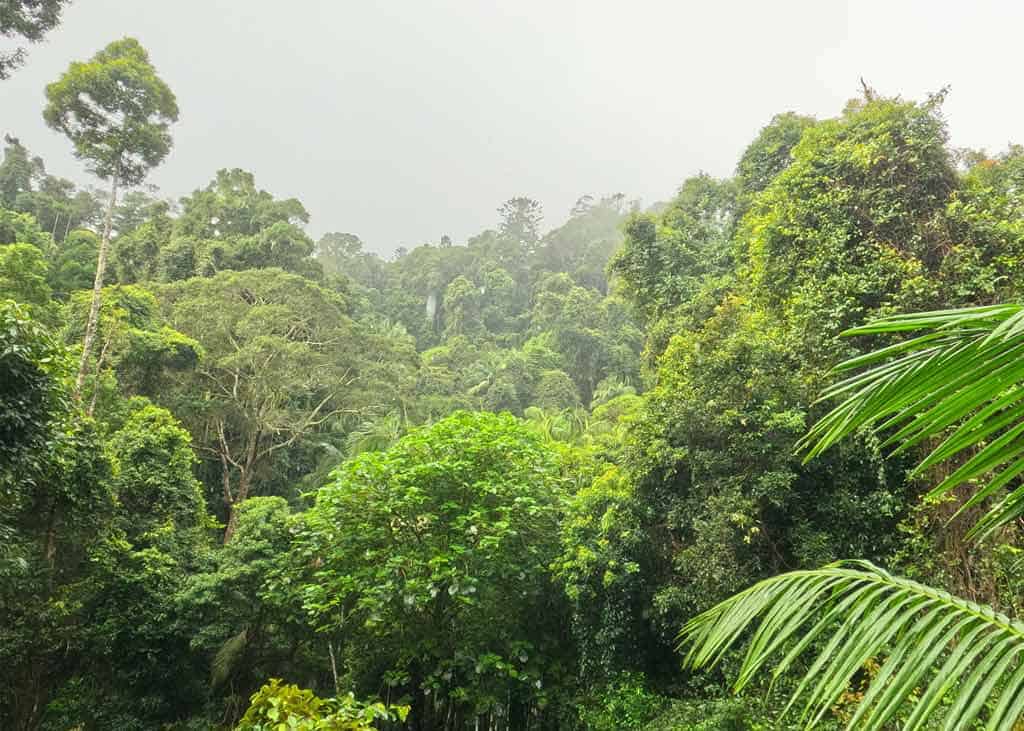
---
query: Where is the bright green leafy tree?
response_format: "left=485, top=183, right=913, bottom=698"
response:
left=296, top=411, right=573, bottom=729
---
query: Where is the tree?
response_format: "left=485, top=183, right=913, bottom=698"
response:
left=157, top=168, right=320, bottom=281
left=111, top=213, right=170, bottom=283
left=0, top=0, right=71, bottom=79
left=106, top=403, right=206, bottom=540
left=535, top=194, right=629, bottom=293
left=441, top=274, right=482, bottom=339
left=0, top=135, right=34, bottom=204
left=498, top=196, right=543, bottom=250
left=529, top=274, right=642, bottom=405
left=315, top=231, right=387, bottom=291
left=63, top=283, right=200, bottom=416
left=681, top=304, right=1024, bottom=729
left=0, top=243, right=52, bottom=312
left=178, top=497, right=312, bottom=725
left=154, top=269, right=361, bottom=541
left=609, top=175, right=736, bottom=333
left=43, top=37, right=179, bottom=395
left=44, top=403, right=212, bottom=729
left=734, top=112, right=815, bottom=200
left=175, top=168, right=307, bottom=240
left=0, top=206, right=51, bottom=248
left=0, top=303, right=117, bottom=729
left=0, top=135, right=101, bottom=241
left=48, top=228, right=99, bottom=296
left=296, top=412, right=573, bottom=730
left=0, top=300, right=67, bottom=519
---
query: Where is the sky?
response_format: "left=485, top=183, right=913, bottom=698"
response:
left=2, top=0, right=1023, bottom=255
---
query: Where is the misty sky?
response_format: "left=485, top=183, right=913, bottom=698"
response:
left=2, top=0, right=1022, bottom=254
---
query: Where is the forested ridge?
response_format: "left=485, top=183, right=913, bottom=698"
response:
left=7, top=24, right=1024, bottom=731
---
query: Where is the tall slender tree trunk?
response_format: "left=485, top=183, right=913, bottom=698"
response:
left=75, top=171, right=119, bottom=397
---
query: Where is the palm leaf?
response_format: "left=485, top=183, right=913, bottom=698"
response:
left=680, top=560, right=1024, bottom=730
left=798, top=303, right=1024, bottom=540
left=211, top=627, right=248, bottom=687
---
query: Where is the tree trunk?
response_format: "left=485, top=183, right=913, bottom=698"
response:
left=43, top=502, right=58, bottom=583
left=223, top=499, right=239, bottom=544
left=222, top=468, right=252, bottom=544
left=75, top=171, right=119, bottom=397
left=223, top=432, right=261, bottom=543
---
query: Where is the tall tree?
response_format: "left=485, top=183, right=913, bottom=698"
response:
left=0, top=135, right=34, bottom=205
left=154, top=269, right=362, bottom=541
left=43, top=37, right=178, bottom=395
left=498, top=196, right=543, bottom=249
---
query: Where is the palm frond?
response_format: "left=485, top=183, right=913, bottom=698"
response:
left=680, top=560, right=1024, bottom=730
left=798, top=303, right=1024, bottom=540
left=211, top=627, right=249, bottom=687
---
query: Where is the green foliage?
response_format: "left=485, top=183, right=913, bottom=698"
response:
left=681, top=561, right=1024, bottom=730
left=162, top=168, right=321, bottom=281
left=803, top=303, right=1024, bottom=540
left=9, top=73, right=1024, bottom=731
left=610, top=175, right=736, bottom=332
left=297, top=411, right=572, bottom=728
left=315, top=232, right=386, bottom=290
left=530, top=273, right=641, bottom=404
left=0, top=204, right=53, bottom=247
left=179, top=497, right=311, bottom=719
left=555, top=468, right=665, bottom=681
left=536, top=194, right=630, bottom=293
left=738, top=96, right=954, bottom=349
left=498, top=196, right=543, bottom=249
left=153, top=268, right=383, bottom=536
left=43, top=37, right=179, bottom=185
left=48, top=229, right=99, bottom=296
left=64, top=283, right=201, bottom=405
left=0, top=0, right=69, bottom=78
left=533, top=369, right=581, bottom=411
left=0, top=242, right=52, bottom=312
left=0, top=386, right=116, bottom=729
left=578, top=673, right=667, bottom=731
left=236, top=679, right=407, bottom=731
left=111, top=211, right=170, bottom=282
left=0, top=137, right=101, bottom=242
left=735, top=112, right=815, bottom=199
left=642, top=695, right=805, bottom=731
left=107, top=404, right=206, bottom=539
left=0, top=135, right=33, bottom=206
left=0, top=299, right=69, bottom=507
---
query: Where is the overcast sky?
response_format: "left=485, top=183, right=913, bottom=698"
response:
left=2, top=0, right=1022, bottom=254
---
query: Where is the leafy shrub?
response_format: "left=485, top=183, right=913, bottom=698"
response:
left=579, top=673, right=667, bottom=730
left=235, top=679, right=407, bottom=730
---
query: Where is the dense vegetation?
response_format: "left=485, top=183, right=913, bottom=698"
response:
left=6, top=27, right=1024, bottom=731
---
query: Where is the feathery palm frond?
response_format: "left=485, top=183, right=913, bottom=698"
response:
left=798, top=303, right=1024, bottom=540
left=211, top=627, right=249, bottom=688
left=345, top=410, right=405, bottom=457
left=680, top=560, right=1024, bottom=730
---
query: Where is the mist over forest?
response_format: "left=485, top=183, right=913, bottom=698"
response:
left=6, top=3, right=1024, bottom=730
